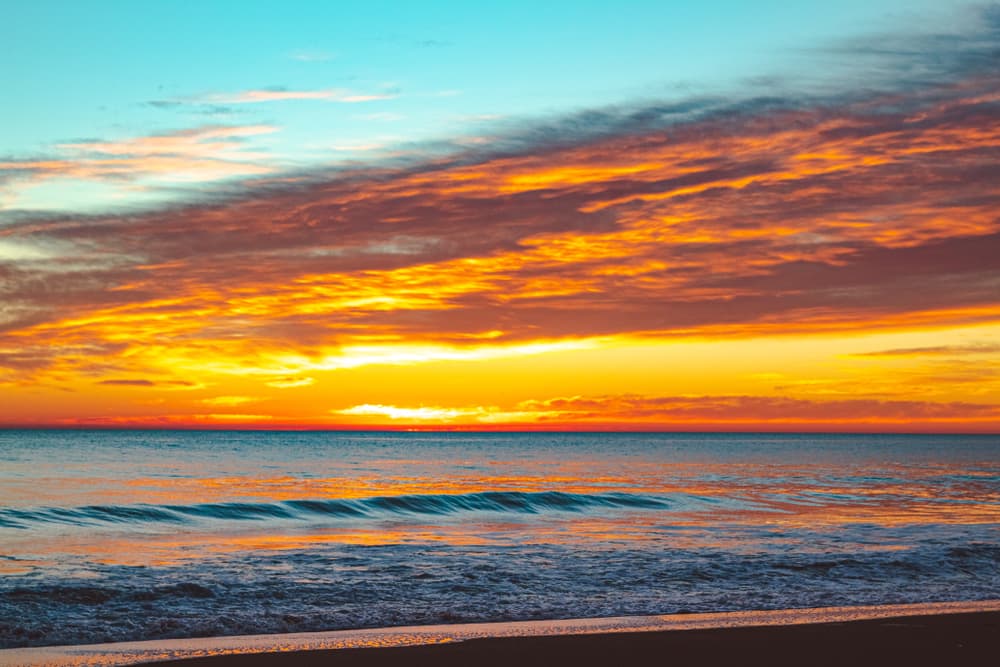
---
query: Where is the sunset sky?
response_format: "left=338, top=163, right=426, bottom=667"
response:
left=1, top=1, right=998, bottom=431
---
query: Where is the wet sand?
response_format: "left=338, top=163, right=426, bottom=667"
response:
left=154, top=611, right=998, bottom=667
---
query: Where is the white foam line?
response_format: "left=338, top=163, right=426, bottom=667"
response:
left=3, top=600, right=999, bottom=667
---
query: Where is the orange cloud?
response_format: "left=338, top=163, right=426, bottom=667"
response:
left=332, top=394, right=1000, bottom=432
left=1, top=63, right=999, bottom=429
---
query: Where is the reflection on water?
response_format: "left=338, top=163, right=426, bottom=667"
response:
left=0, top=430, right=997, bottom=648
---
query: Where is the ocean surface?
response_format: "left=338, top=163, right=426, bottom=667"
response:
left=0, top=430, right=997, bottom=648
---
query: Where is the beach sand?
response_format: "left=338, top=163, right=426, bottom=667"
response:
left=149, top=610, right=1000, bottom=667
left=4, top=604, right=997, bottom=666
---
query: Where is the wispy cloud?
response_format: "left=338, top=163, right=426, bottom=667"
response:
left=55, top=125, right=275, bottom=157
left=96, top=378, right=196, bottom=388
left=328, top=141, right=387, bottom=152
left=96, top=379, right=155, bottom=387
left=0, top=240, right=58, bottom=262
left=265, top=376, right=315, bottom=389
left=853, top=343, right=1000, bottom=357
left=0, top=125, right=277, bottom=189
left=201, top=395, right=259, bottom=407
left=514, top=394, right=1000, bottom=422
left=161, top=87, right=397, bottom=105
left=332, top=393, right=1000, bottom=429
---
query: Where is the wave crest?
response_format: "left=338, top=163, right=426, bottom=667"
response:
left=0, top=491, right=671, bottom=529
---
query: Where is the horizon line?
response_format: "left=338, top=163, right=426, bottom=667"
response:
left=1, top=425, right=996, bottom=436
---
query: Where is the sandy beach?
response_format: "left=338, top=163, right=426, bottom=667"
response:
left=152, top=611, right=999, bottom=667
left=148, top=610, right=998, bottom=666
left=4, top=602, right=998, bottom=666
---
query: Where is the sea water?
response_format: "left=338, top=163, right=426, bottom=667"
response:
left=0, top=430, right=997, bottom=648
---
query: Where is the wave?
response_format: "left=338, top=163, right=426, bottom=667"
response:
left=2, top=534, right=998, bottom=648
left=0, top=490, right=673, bottom=529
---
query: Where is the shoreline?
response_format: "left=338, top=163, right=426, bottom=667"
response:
left=3, top=600, right=998, bottom=666
left=157, top=610, right=1000, bottom=667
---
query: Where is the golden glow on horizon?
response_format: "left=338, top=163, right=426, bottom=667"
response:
left=1, top=322, right=996, bottom=430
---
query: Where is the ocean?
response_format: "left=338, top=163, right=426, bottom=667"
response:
left=0, top=430, right=997, bottom=648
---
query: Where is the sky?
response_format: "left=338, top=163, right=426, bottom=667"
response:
left=0, top=1, right=998, bottom=431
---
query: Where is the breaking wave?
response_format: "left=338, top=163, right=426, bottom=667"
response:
left=0, top=491, right=673, bottom=530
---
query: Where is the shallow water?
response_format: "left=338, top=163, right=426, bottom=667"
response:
left=0, top=430, right=997, bottom=647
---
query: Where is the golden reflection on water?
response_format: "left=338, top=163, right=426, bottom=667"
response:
left=5, top=455, right=998, bottom=570
left=10, top=489, right=997, bottom=570
left=12, top=460, right=999, bottom=503
left=118, top=472, right=658, bottom=502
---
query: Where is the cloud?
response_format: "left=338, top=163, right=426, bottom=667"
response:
left=853, top=343, right=1000, bottom=357
left=202, top=395, right=259, bottom=406
left=337, top=404, right=474, bottom=420
left=54, top=125, right=276, bottom=157
left=334, top=403, right=545, bottom=423
left=0, top=125, right=277, bottom=194
left=0, top=240, right=58, bottom=262
left=96, top=378, right=196, bottom=388
left=167, top=88, right=397, bottom=105
left=42, top=413, right=275, bottom=428
left=0, top=342, right=131, bottom=383
left=205, top=413, right=272, bottom=421
left=0, top=7, right=998, bottom=392
left=815, top=4, right=1000, bottom=88
left=97, top=379, right=156, bottom=386
left=329, top=142, right=387, bottom=152
left=517, top=394, right=1000, bottom=422
left=332, top=393, right=1000, bottom=430
left=266, top=376, right=315, bottom=388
